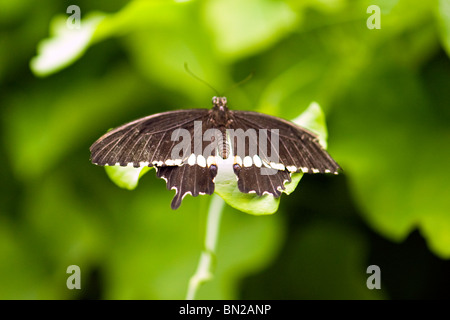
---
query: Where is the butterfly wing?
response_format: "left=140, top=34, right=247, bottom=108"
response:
left=90, top=109, right=210, bottom=167
left=90, top=105, right=341, bottom=208
left=232, top=165, right=292, bottom=197
left=156, top=164, right=217, bottom=209
left=90, top=109, right=218, bottom=209
left=230, top=110, right=340, bottom=196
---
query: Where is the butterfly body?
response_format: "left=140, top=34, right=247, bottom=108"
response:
left=90, top=97, right=340, bottom=209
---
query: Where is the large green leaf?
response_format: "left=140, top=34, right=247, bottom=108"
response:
left=3, top=67, right=144, bottom=180
left=105, top=165, right=152, bottom=190
left=30, top=14, right=105, bottom=76
left=8, top=0, right=450, bottom=302
left=435, top=0, right=450, bottom=56
left=332, top=62, right=450, bottom=258
left=202, top=0, right=298, bottom=61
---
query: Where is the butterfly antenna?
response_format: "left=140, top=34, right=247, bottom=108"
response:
left=222, top=71, right=254, bottom=96
left=184, top=63, right=220, bottom=96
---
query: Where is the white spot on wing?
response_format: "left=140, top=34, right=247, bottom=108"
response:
left=165, top=159, right=175, bottom=166
left=234, top=156, right=242, bottom=166
left=312, top=168, right=320, bottom=173
left=301, top=167, right=309, bottom=173
left=187, top=154, right=196, bottom=166
left=207, top=156, right=216, bottom=167
left=253, top=155, right=262, bottom=167
left=182, top=191, right=192, bottom=199
left=270, top=162, right=285, bottom=171
left=197, top=155, right=206, bottom=167
left=286, top=165, right=297, bottom=172
left=243, top=156, right=252, bottom=167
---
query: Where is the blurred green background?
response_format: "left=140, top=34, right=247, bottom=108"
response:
left=1, top=0, right=450, bottom=299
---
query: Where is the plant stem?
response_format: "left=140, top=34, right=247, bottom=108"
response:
left=186, top=194, right=225, bottom=300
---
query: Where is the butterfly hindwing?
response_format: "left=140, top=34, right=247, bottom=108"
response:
left=156, top=164, right=217, bottom=209
left=233, top=165, right=291, bottom=197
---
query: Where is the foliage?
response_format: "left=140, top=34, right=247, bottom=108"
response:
left=0, top=0, right=449, bottom=299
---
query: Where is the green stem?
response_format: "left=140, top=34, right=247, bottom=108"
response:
left=186, top=194, right=225, bottom=300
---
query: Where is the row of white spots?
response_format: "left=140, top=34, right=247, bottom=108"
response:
left=230, top=157, right=339, bottom=175
left=101, top=158, right=338, bottom=175
left=234, top=155, right=286, bottom=171
left=186, top=154, right=216, bottom=168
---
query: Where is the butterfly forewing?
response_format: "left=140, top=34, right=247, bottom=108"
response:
left=231, top=111, right=340, bottom=174
left=90, top=109, right=210, bottom=167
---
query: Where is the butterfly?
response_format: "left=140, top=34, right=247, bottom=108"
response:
left=90, top=97, right=341, bottom=209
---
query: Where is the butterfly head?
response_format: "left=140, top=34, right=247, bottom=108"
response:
left=212, top=96, right=228, bottom=111
left=211, top=96, right=232, bottom=126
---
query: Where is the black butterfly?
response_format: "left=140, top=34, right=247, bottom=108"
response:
left=90, top=97, right=341, bottom=209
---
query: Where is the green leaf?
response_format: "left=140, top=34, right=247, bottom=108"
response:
left=241, top=221, right=386, bottom=299
left=105, top=165, right=152, bottom=190
left=292, top=101, right=328, bottom=149
left=203, top=0, right=298, bottom=61
left=435, top=0, right=450, bottom=56
left=213, top=159, right=304, bottom=215
left=30, top=14, right=105, bottom=76
left=213, top=169, right=284, bottom=215
left=3, top=67, right=143, bottom=180
left=332, top=62, right=450, bottom=259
